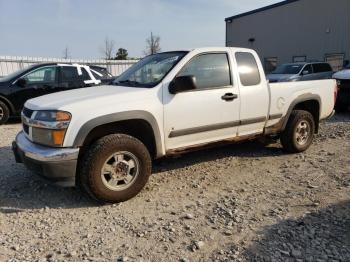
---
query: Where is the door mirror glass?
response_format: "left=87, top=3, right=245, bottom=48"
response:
left=169, top=75, right=197, bottom=94
left=17, top=78, right=27, bottom=88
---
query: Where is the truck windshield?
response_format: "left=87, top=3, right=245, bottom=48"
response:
left=113, top=51, right=188, bottom=88
left=271, top=64, right=303, bottom=75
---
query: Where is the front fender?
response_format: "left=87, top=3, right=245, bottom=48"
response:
left=72, top=110, right=163, bottom=158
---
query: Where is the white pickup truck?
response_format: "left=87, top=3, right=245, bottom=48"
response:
left=12, top=47, right=336, bottom=203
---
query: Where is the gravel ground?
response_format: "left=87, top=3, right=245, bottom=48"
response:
left=0, top=114, right=349, bottom=262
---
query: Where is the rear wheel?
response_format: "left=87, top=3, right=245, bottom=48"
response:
left=80, top=134, right=152, bottom=203
left=280, top=110, right=315, bottom=153
left=0, top=101, right=10, bottom=125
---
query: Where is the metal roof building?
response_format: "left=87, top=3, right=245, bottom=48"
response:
left=225, top=0, right=350, bottom=72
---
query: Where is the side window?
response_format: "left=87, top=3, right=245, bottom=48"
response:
left=313, top=63, right=332, bottom=73
left=302, top=64, right=313, bottom=74
left=24, top=66, right=57, bottom=84
left=60, top=66, right=80, bottom=82
left=235, top=52, right=261, bottom=86
left=178, top=53, right=231, bottom=89
left=264, top=57, right=277, bottom=74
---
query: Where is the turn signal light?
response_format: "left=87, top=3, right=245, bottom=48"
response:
left=52, top=130, right=67, bottom=146
left=56, top=111, right=71, bottom=121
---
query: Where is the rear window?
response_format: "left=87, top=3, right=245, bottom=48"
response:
left=90, top=67, right=111, bottom=79
left=235, top=52, right=261, bottom=86
left=313, top=63, right=332, bottom=73
left=81, top=68, right=91, bottom=81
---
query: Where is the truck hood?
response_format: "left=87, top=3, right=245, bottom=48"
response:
left=267, top=74, right=296, bottom=82
left=25, top=85, right=152, bottom=111
left=333, top=69, right=350, bottom=80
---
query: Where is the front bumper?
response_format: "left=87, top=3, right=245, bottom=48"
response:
left=12, top=132, right=79, bottom=187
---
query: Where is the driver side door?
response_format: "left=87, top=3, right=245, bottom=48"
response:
left=10, top=66, right=58, bottom=110
left=163, top=52, right=240, bottom=151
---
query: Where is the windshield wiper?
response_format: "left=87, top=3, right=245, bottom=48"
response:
left=114, top=80, right=141, bottom=86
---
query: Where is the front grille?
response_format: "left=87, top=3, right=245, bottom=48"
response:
left=22, top=107, right=34, bottom=118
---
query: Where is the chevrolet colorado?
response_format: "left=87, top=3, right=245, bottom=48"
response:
left=12, top=47, right=336, bottom=203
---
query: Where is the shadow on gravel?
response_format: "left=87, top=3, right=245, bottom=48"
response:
left=4, top=117, right=21, bottom=124
left=241, top=201, right=350, bottom=261
left=153, top=140, right=283, bottom=174
left=327, top=112, right=350, bottom=123
left=0, top=140, right=283, bottom=211
left=0, top=145, right=96, bottom=212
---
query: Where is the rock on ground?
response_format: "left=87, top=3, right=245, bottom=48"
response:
left=0, top=114, right=349, bottom=261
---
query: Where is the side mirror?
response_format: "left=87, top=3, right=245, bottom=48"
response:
left=17, top=78, right=27, bottom=88
left=301, top=70, right=310, bottom=75
left=169, top=75, right=197, bottom=94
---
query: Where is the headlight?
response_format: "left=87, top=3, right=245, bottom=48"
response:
left=22, top=110, right=71, bottom=147
left=34, top=111, right=71, bottom=122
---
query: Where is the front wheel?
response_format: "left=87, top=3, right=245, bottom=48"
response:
left=280, top=110, right=315, bottom=153
left=80, top=134, right=152, bottom=203
left=0, top=101, right=10, bottom=125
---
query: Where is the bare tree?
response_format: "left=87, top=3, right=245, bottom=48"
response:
left=144, top=32, right=161, bottom=56
left=100, top=37, right=115, bottom=60
left=62, top=46, right=71, bottom=59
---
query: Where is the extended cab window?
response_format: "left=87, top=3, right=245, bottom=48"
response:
left=178, top=53, right=231, bottom=89
left=235, top=52, right=261, bottom=86
left=24, top=66, right=57, bottom=84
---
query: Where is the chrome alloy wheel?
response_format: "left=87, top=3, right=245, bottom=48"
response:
left=101, top=151, right=140, bottom=191
left=295, top=120, right=310, bottom=146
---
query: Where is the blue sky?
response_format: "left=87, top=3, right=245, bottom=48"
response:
left=0, top=0, right=279, bottom=59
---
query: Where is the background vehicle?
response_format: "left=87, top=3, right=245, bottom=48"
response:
left=267, top=62, right=333, bottom=83
left=13, top=47, right=336, bottom=203
left=89, top=65, right=115, bottom=84
left=0, top=63, right=113, bottom=124
left=333, top=64, right=350, bottom=112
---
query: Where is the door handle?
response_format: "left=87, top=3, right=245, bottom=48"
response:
left=221, top=93, right=238, bottom=101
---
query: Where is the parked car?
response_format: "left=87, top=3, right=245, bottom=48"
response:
left=0, top=63, right=113, bottom=124
left=267, top=62, right=333, bottom=83
left=89, top=65, right=115, bottom=84
left=12, top=47, right=336, bottom=203
left=333, top=63, right=350, bottom=112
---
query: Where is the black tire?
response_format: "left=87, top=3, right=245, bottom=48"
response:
left=280, top=110, right=315, bottom=153
left=80, top=134, right=152, bottom=203
left=0, top=101, right=10, bottom=125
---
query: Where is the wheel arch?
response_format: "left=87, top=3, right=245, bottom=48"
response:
left=282, top=94, right=321, bottom=133
left=73, top=111, right=163, bottom=159
left=0, top=95, right=15, bottom=115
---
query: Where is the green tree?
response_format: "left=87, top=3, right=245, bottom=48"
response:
left=116, top=48, right=128, bottom=60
